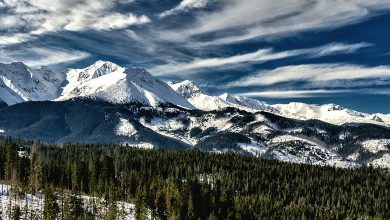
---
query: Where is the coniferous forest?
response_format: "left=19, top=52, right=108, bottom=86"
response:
left=1, top=137, right=390, bottom=219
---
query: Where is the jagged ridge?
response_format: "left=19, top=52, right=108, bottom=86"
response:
left=0, top=61, right=193, bottom=109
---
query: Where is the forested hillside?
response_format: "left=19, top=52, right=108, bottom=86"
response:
left=1, top=137, right=390, bottom=219
left=2, top=99, right=390, bottom=168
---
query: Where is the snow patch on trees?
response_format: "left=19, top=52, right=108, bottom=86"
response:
left=361, top=139, right=390, bottom=153
left=369, top=154, right=390, bottom=169
left=116, top=118, right=137, bottom=137
left=0, top=184, right=138, bottom=220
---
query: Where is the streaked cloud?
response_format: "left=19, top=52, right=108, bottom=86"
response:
left=227, top=64, right=390, bottom=87
left=159, top=0, right=209, bottom=18
left=92, top=13, right=150, bottom=30
left=0, top=34, right=33, bottom=46
left=236, top=89, right=354, bottom=98
left=151, top=49, right=292, bottom=75
left=0, top=0, right=150, bottom=46
left=161, top=0, right=390, bottom=46
left=0, top=47, right=90, bottom=67
left=236, top=88, right=390, bottom=98
left=309, top=42, right=373, bottom=58
left=151, top=42, right=371, bottom=75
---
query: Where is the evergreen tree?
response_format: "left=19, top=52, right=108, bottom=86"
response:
left=105, top=201, right=118, bottom=220
left=11, top=205, right=21, bottom=220
left=29, top=154, right=43, bottom=195
left=135, top=185, right=148, bottom=220
left=43, top=186, right=59, bottom=220
left=64, top=194, right=84, bottom=220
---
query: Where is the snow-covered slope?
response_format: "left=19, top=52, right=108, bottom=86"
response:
left=168, top=80, right=279, bottom=113
left=219, top=93, right=279, bottom=114
left=0, top=61, right=193, bottom=109
left=369, top=113, right=390, bottom=125
left=0, top=62, right=65, bottom=105
left=58, top=61, right=194, bottom=108
left=167, top=80, right=231, bottom=111
left=133, top=105, right=390, bottom=168
left=271, top=102, right=390, bottom=126
left=169, top=80, right=390, bottom=126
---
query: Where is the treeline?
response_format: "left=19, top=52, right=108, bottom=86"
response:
left=1, top=137, right=390, bottom=219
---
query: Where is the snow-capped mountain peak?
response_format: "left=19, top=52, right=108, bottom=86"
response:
left=168, top=80, right=231, bottom=111
left=64, top=61, right=122, bottom=86
left=59, top=62, right=194, bottom=109
left=169, top=81, right=279, bottom=113
left=0, top=62, right=65, bottom=105
left=219, top=93, right=280, bottom=113
left=167, top=80, right=203, bottom=99
left=77, top=60, right=124, bottom=82
left=369, top=114, right=384, bottom=122
left=218, top=92, right=234, bottom=102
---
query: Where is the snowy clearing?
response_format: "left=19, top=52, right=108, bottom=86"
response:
left=369, top=154, right=390, bottom=169
left=0, top=184, right=138, bottom=220
left=116, top=118, right=137, bottom=137
left=239, top=142, right=267, bottom=157
left=361, top=139, right=390, bottom=153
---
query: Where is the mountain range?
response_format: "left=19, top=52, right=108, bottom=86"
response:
left=0, top=61, right=193, bottom=108
left=1, top=61, right=390, bottom=168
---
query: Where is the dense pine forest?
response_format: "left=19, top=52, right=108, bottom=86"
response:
left=1, top=137, right=390, bottom=219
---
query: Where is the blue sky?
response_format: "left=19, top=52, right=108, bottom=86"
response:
left=1, top=0, right=390, bottom=113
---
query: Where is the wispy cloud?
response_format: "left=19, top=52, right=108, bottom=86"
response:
left=159, top=0, right=209, bottom=18
left=0, top=47, right=90, bottom=67
left=227, top=64, right=390, bottom=87
left=92, top=13, right=150, bottom=30
left=151, top=42, right=371, bottom=75
left=235, top=88, right=390, bottom=98
left=309, top=42, right=373, bottom=58
left=235, top=89, right=354, bottom=98
left=161, top=0, right=390, bottom=46
left=151, top=49, right=292, bottom=75
left=0, top=33, right=33, bottom=46
left=0, top=0, right=150, bottom=46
